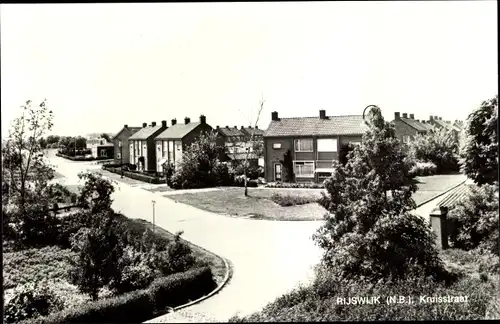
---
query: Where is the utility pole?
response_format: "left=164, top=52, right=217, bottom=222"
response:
left=152, top=200, right=156, bottom=233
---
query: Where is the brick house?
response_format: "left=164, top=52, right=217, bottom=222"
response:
left=154, top=115, right=214, bottom=172
left=129, top=121, right=168, bottom=171
left=111, top=124, right=141, bottom=164
left=263, top=110, right=367, bottom=183
left=392, top=112, right=434, bottom=144
left=427, top=115, right=462, bottom=140
left=215, top=125, right=261, bottom=167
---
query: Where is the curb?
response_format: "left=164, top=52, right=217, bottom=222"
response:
left=415, top=178, right=467, bottom=208
left=144, top=236, right=233, bottom=323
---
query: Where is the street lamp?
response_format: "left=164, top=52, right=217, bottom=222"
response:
left=118, top=140, right=123, bottom=178
left=363, top=105, right=380, bottom=127
left=152, top=200, right=156, bottom=233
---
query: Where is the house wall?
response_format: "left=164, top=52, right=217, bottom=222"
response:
left=393, top=119, right=419, bottom=143
left=113, top=130, right=132, bottom=164
left=264, top=134, right=363, bottom=183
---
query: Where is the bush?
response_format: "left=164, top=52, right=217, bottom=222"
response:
left=447, top=183, right=499, bottom=256
left=265, top=182, right=324, bottom=189
left=25, top=267, right=216, bottom=324
left=163, top=231, right=196, bottom=274
left=408, top=128, right=460, bottom=174
left=270, top=193, right=319, bottom=206
left=4, top=281, right=65, bottom=324
left=233, top=164, right=264, bottom=180
left=231, top=269, right=495, bottom=322
left=409, top=161, right=438, bottom=177
left=213, top=162, right=234, bottom=186
left=104, top=167, right=164, bottom=184
left=233, top=175, right=258, bottom=187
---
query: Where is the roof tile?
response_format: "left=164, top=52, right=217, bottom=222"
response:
left=155, top=122, right=205, bottom=140
left=129, top=125, right=164, bottom=140
left=263, top=115, right=367, bottom=137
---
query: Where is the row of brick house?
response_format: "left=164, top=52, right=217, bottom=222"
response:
left=261, top=109, right=464, bottom=184
left=111, top=115, right=265, bottom=173
left=110, top=109, right=463, bottom=183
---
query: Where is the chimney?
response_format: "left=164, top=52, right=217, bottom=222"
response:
left=226, top=126, right=229, bottom=128
left=255, top=126, right=259, bottom=129
left=430, top=116, right=434, bottom=120
left=241, top=126, right=244, bottom=129
left=151, top=121, right=156, bottom=127
left=409, top=114, right=415, bottom=119
left=184, top=117, right=191, bottom=124
left=271, top=111, right=279, bottom=121
left=216, top=126, right=219, bottom=129
left=248, top=126, right=252, bottom=129
left=200, top=115, right=206, bottom=124
left=142, top=122, right=147, bottom=128
left=161, top=120, right=167, bottom=128
left=402, top=113, right=408, bottom=118
left=434, top=115, right=439, bottom=120
left=124, top=124, right=128, bottom=128
left=171, top=119, right=177, bottom=126
left=439, top=116, right=443, bottom=120
left=319, top=109, right=326, bottom=119
left=234, top=126, right=237, bottom=129
left=394, top=112, right=401, bottom=120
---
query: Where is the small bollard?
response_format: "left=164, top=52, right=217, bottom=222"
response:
left=429, top=206, right=449, bottom=249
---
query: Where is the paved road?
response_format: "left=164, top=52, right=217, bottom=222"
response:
left=47, top=150, right=323, bottom=321
left=46, top=149, right=466, bottom=322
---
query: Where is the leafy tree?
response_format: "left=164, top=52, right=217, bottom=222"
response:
left=408, top=127, right=460, bottom=174
left=170, top=131, right=224, bottom=189
left=100, top=133, right=112, bottom=143
left=252, top=140, right=264, bottom=159
left=77, top=171, right=116, bottom=213
left=46, top=135, right=60, bottom=145
left=2, top=99, right=54, bottom=216
left=69, top=212, right=123, bottom=300
left=313, top=106, right=446, bottom=283
left=38, top=137, right=47, bottom=149
left=460, top=95, right=498, bottom=186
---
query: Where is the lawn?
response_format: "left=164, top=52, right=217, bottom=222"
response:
left=167, top=187, right=327, bottom=221
left=167, top=174, right=465, bottom=221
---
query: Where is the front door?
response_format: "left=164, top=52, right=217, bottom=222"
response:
left=274, top=163, right=282, bottom=181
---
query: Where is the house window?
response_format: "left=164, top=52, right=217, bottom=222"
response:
left=272, top=143, right=282, bottom=149
left=294, top=161, right=314, bottom=177
left=294, top=139, right=313, bottom=152
left=402, top=135, right=411, bottom=144
left=317, top=138, right=338, bottom=152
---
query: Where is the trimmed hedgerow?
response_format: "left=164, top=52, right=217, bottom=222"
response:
left=22, top=267, right=216, bottom=324
left=269, top=193, right=319, bottom=207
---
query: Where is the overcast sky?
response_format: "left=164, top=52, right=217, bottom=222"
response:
left=1, top=2, right=497, bottom=137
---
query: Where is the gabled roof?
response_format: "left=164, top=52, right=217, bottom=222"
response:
left=431, top=119, right=461, bottom=132
left=155, top=122, right=206, bottom=140
left=264, top=115, right=367, bottom=137
left=112, top=126, right=141, bottom=140
left=217, top=127, right=245, bottom=137
left=129, top=125, right=164, bottom=140
left=241, top=127, right=265, bottom=137
left=397, top=117, right=431, bottom=132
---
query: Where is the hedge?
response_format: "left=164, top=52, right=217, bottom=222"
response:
left=265, top=182, right=324, bottom=189
left=56, top=153, right=110, bottom=162
left=102, top=166, right=164, bottom=184
left=23, top=266, right=216, bottom=324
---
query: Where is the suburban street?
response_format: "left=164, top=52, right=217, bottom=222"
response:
left=47, top=149, right=324, bottom=321
left=45, top=149, right=468, bottom=322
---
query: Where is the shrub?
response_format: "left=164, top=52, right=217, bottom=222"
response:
left=233, top=164, right=263, bottom=180
left=163, top=231, right=196, bottom=274
left=409, top=161, right=438, bottom=177
left=233, top=175, right=258, bottom=187
left=25, top=267, right=216, bottom=324
left=313, top=107, right=447, bottom=283
left=4, top=281, right=65, bottom=324
left=265, top=182, right=324, bottom=189
left=447, top=183, right=499, bottom=256
left=231, top=267, right=495, bottom=322
left=213, top=162, right=234, bottom=186
left=408, top=128, right=460, bottom=174
left=270, top=193, right=318, bottom=206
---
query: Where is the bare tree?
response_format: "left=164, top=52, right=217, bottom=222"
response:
left=242, top=96, right=265, bottom=196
